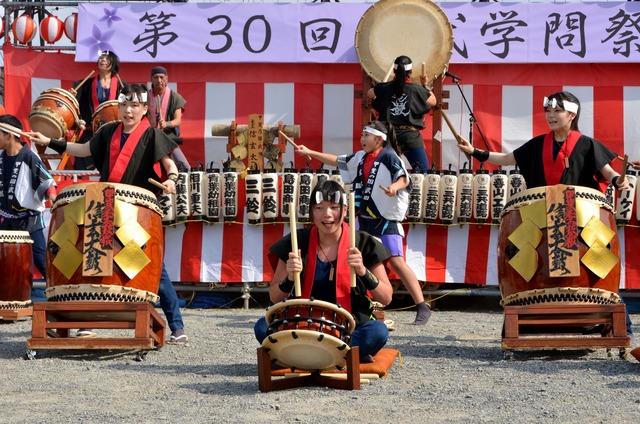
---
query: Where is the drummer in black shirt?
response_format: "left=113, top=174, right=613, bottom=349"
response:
left=368, top=55, right=437, bottom=172
left=254, top=180, right=393, bottom=362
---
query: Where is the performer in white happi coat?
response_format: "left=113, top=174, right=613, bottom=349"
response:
left=294, top=121, right=432, bottom=325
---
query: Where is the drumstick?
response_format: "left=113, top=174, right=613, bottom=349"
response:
left=115, top=73, right=125, bottom=89
left=147, top=177, right=168, bottom=191
left=382, top=63, right=394, bottom=83
left=441, top=110, right=472, bottom=162
left=289, top=201, right=302, bottom=298
left=0, top=122, right=35, bottom=140
left=279, top=130, right=299, bottom=149
left=70, top=70, right=95, bottom=94
left=279, top=130, right=312, bottom=161
left=348, top=191, right=356, bottom=288
left=621, top=154, right=629, bottom=181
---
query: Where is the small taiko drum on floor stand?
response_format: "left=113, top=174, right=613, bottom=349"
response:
left=262, top=298, right=356, bottom=370
left=91, top=100, right=120, bottom=133
left=0, top=231, right=34, bottom=311
left=45, top=182, right=164, bottom=305
left=29, top=88, right=82, bottom=139
left=498, top=184, right=621, bottom=306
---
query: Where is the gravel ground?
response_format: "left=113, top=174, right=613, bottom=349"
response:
left=1, top=307, right=640, bottom=424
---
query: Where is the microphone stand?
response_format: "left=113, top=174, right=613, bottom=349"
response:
left=448, top=74, right=491, bottom=152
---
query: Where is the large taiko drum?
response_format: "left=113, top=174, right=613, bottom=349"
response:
left=0, top=231, right=33, bottom=310
left=262, top=298, right=356, bottom=370
left=91, top=100, right=120, bottom=133
left=355, top=0, right=453, bottom=83
left=29, top=88, right=82, bottom=139
left=498, top=185, right=621, bottom=306
left=45, top=182, right=164, bottom=303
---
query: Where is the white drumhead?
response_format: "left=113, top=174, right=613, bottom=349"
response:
left=262, top=329, right=350, bottom=370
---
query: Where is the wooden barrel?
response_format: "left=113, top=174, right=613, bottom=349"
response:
left=29, top=88, right=81, bottom=139
left=45, top=182, right=163, bottom=303
left=498, top=185, right=620, bottom=306
left=0, top=231, right=33, bottom=309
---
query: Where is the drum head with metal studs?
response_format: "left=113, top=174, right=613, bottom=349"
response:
left=355, top=0, right=453, bottom=83
left=261, top=329, right=350, bottom=370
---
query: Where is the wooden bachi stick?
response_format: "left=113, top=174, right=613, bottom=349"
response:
left=349, top=191, right=356, bottom=288
left=70, top=70, right=95, bottom=94
left=289, top=201, right=301, bottom=298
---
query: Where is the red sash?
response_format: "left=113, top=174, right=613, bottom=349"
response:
left=302, top=223, right=352, bottom=312
left=149, top=88, right=171, bottom=128
left=91, top=75, right=118, bottom=112
left=542, top=130, right=581, bottom=186
left=107, top=118, right=151, bottom=183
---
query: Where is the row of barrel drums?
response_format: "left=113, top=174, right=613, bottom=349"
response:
left=1, top=182, right=622, bottom=317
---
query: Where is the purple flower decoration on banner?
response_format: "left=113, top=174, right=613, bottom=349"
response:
left=99, top=8, right=121, bottom=27
left=79, top=25, right=115, bottom=59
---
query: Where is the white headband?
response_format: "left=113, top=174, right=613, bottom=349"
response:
left=393, top=63, right=412, bottom=71
left=315, top=190, right=346, bottom=205
left=118, top=92, right=148, bottom=104
left=543, top=97, right=579, bottom=114
left=363, top=126, right=387, bottom=141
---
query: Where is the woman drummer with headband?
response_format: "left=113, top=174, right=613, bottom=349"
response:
left=456, top=91, right=629, bottom=192
left=74, top=50, right=125, bottom=170
left=367, top=55, right=437, bottom=173
left=295, top=122, right=433, bottom=325
left=29, top=83, right=189, bottom=344
left=456, top=90, right=636, bottom=341
left=254, top=180, right=393, bottom=363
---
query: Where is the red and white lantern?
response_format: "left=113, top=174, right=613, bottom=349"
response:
left=11, top=14, right=37, bottom=44
left=40, top=15, right=64, bottom=44
left=64, top=13, right=77, bottom=43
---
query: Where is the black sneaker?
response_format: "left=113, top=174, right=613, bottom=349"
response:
left=414, top=303, right=432, bottom=325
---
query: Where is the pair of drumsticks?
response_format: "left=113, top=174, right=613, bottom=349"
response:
left=288, top=192, right=357, bottom=298
left=0, top=122, right=35, bottom=141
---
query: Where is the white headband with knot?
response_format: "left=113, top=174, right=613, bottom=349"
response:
left=315, top=190, right=346, bottom=205
left=118, top=92, right=148, bottom=104
left=543, top=96, right=579, bottom=114
left=393, top=62, right=412, bottom=71
left=363, top=126, right=387, bottom=141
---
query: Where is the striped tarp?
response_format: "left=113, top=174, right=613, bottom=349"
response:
left=4, top=46, right=640, bottom=287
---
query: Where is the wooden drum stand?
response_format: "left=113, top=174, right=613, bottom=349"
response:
left=26, top=301, right=165, bottom=360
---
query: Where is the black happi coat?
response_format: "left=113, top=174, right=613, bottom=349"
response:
left=89, top=122, right=177, bottom=193
left=513, top=134, right=616, bottom=191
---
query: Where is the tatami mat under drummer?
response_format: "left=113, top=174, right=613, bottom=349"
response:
left=271, top=348, right=400, bottom=377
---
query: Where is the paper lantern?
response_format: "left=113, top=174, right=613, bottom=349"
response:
left=40, top=15, right=64, bottom=44
left=11, top=14, right=36, bottom=44
left=64, top=13, right=77, bottom=43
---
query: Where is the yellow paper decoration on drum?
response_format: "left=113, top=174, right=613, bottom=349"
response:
left=116, top=221, right=151, bottom=250
left=576, top=198, right=600, bottom=228
left=114, top=200, right=139, bottom=228
left=64, top=199, right=85, bottom=225
left=508, top=219, right=542, bottom=250
left=580, top=216, right=615, bottom=247
left=508, top=244, right=538, bottom=282
left=518, top=201, right=547, bottom=229
left=114, top=241, right=151, bottom=280
left=581, top=240, right=619, bottom=279
left=49, top=219, right=79, bottom=247
left=52, top=238, right=83, bottom=280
